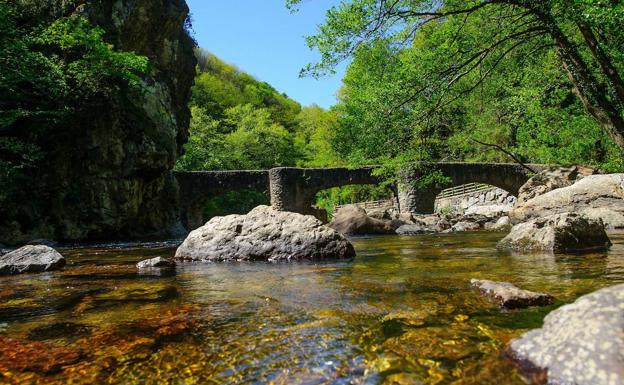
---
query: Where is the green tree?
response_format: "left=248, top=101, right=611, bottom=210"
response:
left=294, top=105, right=342, bottom=166
left=223, top=104, right=299, bottom=169
left=287, top=0, right=624, bottom=174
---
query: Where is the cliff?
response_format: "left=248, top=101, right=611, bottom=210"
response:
left=0, top=0, right=196, bottom=244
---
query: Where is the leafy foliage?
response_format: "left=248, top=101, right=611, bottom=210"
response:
left=290, top=0, right=624, bottom=174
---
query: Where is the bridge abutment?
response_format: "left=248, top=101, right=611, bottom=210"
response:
left=397, top=184, right=440, bottom=214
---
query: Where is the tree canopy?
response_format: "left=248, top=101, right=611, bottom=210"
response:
left=288, top=0, right=624, bottom=173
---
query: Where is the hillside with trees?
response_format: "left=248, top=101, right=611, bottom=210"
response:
left=176, top=48, right=339, bottom=172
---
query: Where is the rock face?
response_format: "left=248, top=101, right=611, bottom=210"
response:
left=329, top=205, right=402, bottom=235
left=0, top=245, right=66, bottom=275
left=470, top=279, right=553, bottom=309
left=498, top=213, right=611, bottom=253
left=507, top=284, right=624, bottom=385
left=511, top=174, right=624, bottom=229
left=0, top=0, right=196, bottom=245
left=517, top=166, right=596, bottom=204
left=175, top=206, right=355, bottom=262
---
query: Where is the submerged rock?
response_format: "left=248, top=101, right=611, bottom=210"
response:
left=329, top=205, right=403, bottom=235
left=136, top=257, right=176, bottom=269
left=136, top=257, right=176, bottom=277
left=498, top=213, right=611, bottom=253
left=507, top=284, right=624, bottom=385
left=511, top=174, right=624, bottom=229
left=175, top=205, right=355, bottom=262
left=0, top=245, right=66, bottom=275
left=28, top=322, right=92, bottom=341
left=470, top=279, right=553, bottom=309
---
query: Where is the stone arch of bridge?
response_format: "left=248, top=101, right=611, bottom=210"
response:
left=174, top=170, right=270, bottom=230
left=268, top=167, right=392, bottom=221
left=398, top=163, right=544, bottom=214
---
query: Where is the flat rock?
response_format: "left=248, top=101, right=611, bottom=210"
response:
left=507, top=283, right=624, bottom=385
left=450, top=220, right=482, bottom=232
left=175, top=205, right=355, bottom=262
left=470, top=279, right=553, bottom=309
left=498, top=213, right=611, bottom=253
left=0, top=245, right=66, bottom=275
left=136, top=257, right=176, bottom=269
left=464, top=204, right=512, bottom=217
left=511, top=173, right=624, bottom=229
left=395, top=224, right=434, bottom=235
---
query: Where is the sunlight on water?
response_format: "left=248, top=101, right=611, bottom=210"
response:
left=1, top=232, right=623, bottom=384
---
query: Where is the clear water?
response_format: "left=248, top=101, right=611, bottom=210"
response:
left=1, top=232, right=623, bottom=385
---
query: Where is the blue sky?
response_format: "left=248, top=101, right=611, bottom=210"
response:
left=186, top=0, right=345, bottom=108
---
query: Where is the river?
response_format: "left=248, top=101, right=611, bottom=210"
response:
left=1, top=232, right=623, bottom=384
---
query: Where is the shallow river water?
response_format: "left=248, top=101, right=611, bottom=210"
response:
left=1, top=232, right=624, bottom=385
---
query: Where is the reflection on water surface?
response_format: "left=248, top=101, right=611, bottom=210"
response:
left=1, top=232, right=623, bottom=385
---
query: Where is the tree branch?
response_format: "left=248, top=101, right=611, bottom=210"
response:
left=471, top=139, right=536, bottom=173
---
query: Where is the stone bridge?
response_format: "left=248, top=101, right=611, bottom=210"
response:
left=174, top=162, right=545, bottom=229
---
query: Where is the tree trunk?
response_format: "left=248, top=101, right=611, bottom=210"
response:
left=576, top=21, right=624, bottom=106
left=534, top=10, right=624, bottom=150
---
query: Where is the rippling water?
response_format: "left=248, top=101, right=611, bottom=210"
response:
left=1, top=232, right=623, bottom=385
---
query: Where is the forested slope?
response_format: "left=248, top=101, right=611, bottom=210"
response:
left=176, top=49, right=340, bottom=172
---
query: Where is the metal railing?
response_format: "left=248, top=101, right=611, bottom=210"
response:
left=334, top=198, right=398, bottom=212
left=436, top=183, right=496, bottom=200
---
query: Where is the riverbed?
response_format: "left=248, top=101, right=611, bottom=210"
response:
left=1, top=232, right=623, bottom=385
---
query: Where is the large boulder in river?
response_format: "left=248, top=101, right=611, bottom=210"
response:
left=175, top=206, right=355, bottom=262
left=517, top=166, right=596, bottom=204
left=507, top=283, right=624, bottom=385
left=329, top=205, right=403, bottom=235
left=498, top=213, right=611, bottom=253
left=0, top=245, right=66, bottom=275
left=511, top=174, right=624, bottom=229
